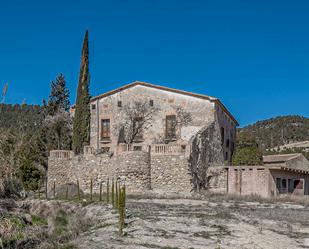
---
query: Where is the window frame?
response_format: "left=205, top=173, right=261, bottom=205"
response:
left=165, top=115, right=177, bottom=140
left=101, top=119, right=111, bottom=140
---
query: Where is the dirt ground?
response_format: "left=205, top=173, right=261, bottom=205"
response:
left=75, top=196, right=309, bottom=249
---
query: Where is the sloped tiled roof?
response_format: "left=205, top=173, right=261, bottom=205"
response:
left=263, top=153, right=302, bottom=164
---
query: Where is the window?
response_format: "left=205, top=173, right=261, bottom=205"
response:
left=91, top=104, right=96, bottom=110
left=133, top=117, right=143, bottom=140
left=101, top=119, right=110, bottom=139
left=149, top=99, right=154, bottom=106
left=282, top=179, right=287, bottom=189
left=117, top=101, right=122, bottom=107
left=224, top=152, right=228, bottom=161
left=166, top=115, right=177, bottom=139
left=220, top=127, right=225, bottom=145
left=276, top=178, right=281, bottom=190
left=226, top=139, right=230, bottom=148
left=181, top=145, right=186, bottom=152
left=288, top=179, right=293, bottom=193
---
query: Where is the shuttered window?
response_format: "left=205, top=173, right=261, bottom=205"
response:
left=101, top=119, right=110, bottom=139
left=165, top=115, right=177, bottom=139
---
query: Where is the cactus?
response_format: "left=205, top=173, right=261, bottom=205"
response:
left=111, top=178, right=115, bottom=207
left=65, top=184, right=68, bottom=200
left=118, top=185, right=126, bottom=236
left=90, top=178, right=93, bottom=202
left=115, top=178, right=119, bottom=208
left=77, top=180, right=80, bottom=201
left=99, top=181, right=102, bottom=201
left=107, top=178, right=110, bottom=203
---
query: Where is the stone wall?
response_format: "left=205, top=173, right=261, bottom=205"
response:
left=227, top=166, right=270, bottom=198
left=207, top=166, right=228, bottom=193
left=48, top=146, right=193, bottom=194
left=151, top=154, right=191, bottom=193
left=48, top=151, right=151, bottom=194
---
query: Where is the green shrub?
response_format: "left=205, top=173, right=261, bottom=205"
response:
left=53, top=210, right=68, bottom=236
left=0, top=177, right=23, bottom=199
left=31, top=214, right=48, bottom=226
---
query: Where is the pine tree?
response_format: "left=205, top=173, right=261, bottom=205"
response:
left=45, top=74, right=72, bottom=150
left=47, top=74, right=70, bottom=115
left=72, top=30, right=91, bottom=155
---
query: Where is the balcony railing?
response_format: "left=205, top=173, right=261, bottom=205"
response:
left=150, top=144, right=189, bottom=155
left=49, top=150, right=73, bottom=159
left=84, top=145, right=95, bottom=155
left=116, top=144, right=150, bottom=154
left=50, top=143, right=190, bottom=159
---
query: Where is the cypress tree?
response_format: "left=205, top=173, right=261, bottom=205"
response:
left=72, top=30, right=91, bottom=155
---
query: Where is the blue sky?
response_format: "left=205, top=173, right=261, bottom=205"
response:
left=0, top=0, right=308, bottom=126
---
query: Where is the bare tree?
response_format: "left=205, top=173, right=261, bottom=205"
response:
left=117, top=101, right=159, bottom=144
left=172, top=106, right=193, bottom=131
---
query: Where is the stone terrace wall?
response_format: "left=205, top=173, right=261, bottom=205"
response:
left=48, top=151, right=151, bottom=194
left=48, top=145, right=194, bottom=194
left=151, top=154, right=191, bottom=193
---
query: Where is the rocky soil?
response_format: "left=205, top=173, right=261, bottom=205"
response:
left=74, top=196, right=309, bottom=249
left=2, top=195, right=309, bottom=249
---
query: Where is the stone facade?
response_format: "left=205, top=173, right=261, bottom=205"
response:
left=87, top=81, right=237, bottom=165
left=50, top=81, right=238, bottom=194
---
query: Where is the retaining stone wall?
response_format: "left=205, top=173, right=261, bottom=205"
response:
left=48, top=151, right=193, bottom=194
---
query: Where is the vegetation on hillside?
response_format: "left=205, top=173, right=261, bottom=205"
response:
left=0, top=73, right=72, bottom=196
left=238, top=115, right=309, bottom=160
left=239, top=115, right=309, bottom=150
left=0, top=104, right=43, bottom=135
left=232, top=132, right=263, bottom=166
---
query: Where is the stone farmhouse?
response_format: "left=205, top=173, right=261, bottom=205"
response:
left=87, top=81, right=237, bottom=161
left=48, top=81, right=309, bottom=198
left=48, top=81, right=238, bottom=194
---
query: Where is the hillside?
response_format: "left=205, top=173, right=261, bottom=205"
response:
left=238, top=115, right=309, bottom=160
left=239, top=115, right=309, bottom=150
left=0, top=104, right=43, bottom=135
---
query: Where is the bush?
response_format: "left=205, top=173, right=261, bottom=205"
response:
left=0, top=177, right=23, bottom=199
left=19, top=157, right=43, bottom=192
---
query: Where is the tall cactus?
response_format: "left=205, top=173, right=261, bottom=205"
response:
left=65, top=184, right=68, bottom=200
left=107, top=177, right=110, bottom=203
left=111, top=178, right=115, bottom=207
left=115, top=178, right=118, bottom=208
left=99, top=181, right=102, bottom=201
left=53, top=181, right=56, bottom=199
left=90, top=178, right=93, bottom=202
left=118, top=185, right=126, bottom=236
left=77, top=180, right=80, bottom=201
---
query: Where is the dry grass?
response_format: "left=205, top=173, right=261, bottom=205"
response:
left=129, top=190, right=309, bottom=207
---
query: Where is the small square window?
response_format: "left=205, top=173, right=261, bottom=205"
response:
left=150, top=100, right=154, bottom=106
left=91, top=104, right=96, bottom=110
left=117, top=101, right=122, bottom=107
